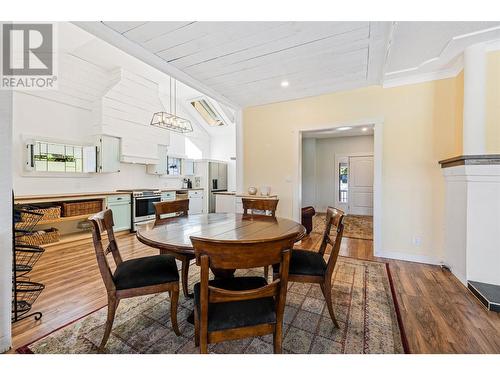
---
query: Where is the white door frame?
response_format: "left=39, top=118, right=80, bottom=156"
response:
left=296, top=119, right=383, bottom=256
left=334, top=152, right=374, bottom=214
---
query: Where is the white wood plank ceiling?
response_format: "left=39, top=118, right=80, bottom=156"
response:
left=97, top=21, right=500, bottom=107
left=101, top=22, right=390, bottom=107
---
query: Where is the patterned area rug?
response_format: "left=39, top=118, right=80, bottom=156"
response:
left=313, top=214, right=373, bottom=240
left=17, top=257, right=407, bottom=354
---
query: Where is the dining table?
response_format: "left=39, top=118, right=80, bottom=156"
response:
left=136, top=212, right=306, bottom=279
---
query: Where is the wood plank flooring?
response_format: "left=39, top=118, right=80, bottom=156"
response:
left=10, top=232, right=500, bottom=353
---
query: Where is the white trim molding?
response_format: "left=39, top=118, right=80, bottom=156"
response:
left=383, top=55, right=463, bottom=88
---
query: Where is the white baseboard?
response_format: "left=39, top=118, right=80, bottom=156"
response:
left=0, top=335, right=11, bottom=353
left=375, top=249, right=441, bottom=265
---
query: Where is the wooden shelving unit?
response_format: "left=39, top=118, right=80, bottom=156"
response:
left=15, top=213, right=91, bottom=229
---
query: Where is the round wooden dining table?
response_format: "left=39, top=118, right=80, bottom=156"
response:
left=136, top=212, right=306, bottom=262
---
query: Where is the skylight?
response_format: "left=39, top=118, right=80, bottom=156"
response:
left=190, top=98, right=226, bottom=127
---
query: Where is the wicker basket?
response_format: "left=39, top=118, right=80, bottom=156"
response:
left=17, top=228, right=60, bottom=246
left=62, top=200, right=102, bottom=217
left=20, top=206, right=61, bottom=222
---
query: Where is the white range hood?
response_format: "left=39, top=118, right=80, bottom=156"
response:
left=92, top=68, right=170, bottom=165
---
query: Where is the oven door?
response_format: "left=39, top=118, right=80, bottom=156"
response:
left=134, top=196, right=161, bottom=222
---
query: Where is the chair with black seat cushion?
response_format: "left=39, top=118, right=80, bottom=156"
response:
left=153, top=199, right=194, bottom=298
left=273, top=207, right=345, bottom=328
left=89, top=209, right=180, bottom=352
left=190, top=232, right=296, bottom=354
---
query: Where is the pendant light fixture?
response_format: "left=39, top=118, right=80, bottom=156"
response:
left=151, top=77, right=193, bottom=133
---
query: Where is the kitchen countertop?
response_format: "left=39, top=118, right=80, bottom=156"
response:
left=14, top=191, right=131, bottom=202
left=162, top=188, right=204, bottom=192
left=15, top=188, right=204, bottom=203
left=213, top=191, right=278, bottom=199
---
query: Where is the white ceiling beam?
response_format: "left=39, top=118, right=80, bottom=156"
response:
left=73, top=22, right=241, bottom=111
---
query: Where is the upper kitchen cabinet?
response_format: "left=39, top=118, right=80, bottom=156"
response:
left=146, top=145, right=168, bottom=175
left=183, top=159, right=195, bottom=176
left=97, top=135, right=121, bottom=173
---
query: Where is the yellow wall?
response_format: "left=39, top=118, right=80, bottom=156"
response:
left=243, top=76, right=463, bottom=261
left=454, top=70, right=464, bottom=153
left=486, top=51, right=500, bottom=153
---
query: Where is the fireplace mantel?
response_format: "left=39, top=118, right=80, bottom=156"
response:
left=439, top=154, right=500, bottom=168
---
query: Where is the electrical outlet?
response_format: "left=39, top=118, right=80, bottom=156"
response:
left=412, top=236, right=422, bottom=247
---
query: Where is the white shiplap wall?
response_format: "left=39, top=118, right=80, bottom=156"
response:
left=12, top=51, right=212, bottom=195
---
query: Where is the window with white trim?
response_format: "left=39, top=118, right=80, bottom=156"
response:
left=26, top=139, right=96, bottom=174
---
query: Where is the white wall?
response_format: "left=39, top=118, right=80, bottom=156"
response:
left=302, top=135, right=374, bottom=212
left=12, top=91, right=211, bottom=195
left=0, top=89, right=13, bottom=352
left=301, top=138, right=317, bottom=207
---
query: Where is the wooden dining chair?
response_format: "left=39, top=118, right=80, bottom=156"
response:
left=190, top=232, right=296, bottom=354
left=89, top=209, right=181, bottom=351
left=153, top=199, right=194, bottom=297
left=153, top=199, right=189, bottom=220
left=242, top=198, right=279, bottom=218
left=273, top=207, right=345, bottom=328
left=242, top=198, right=279, bottom=280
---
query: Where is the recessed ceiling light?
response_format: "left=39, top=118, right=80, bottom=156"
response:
left=362, top=127, right=368, bottom=132
left=336, top=126, right=352, bottom=131
left=280, top=80, right=289, bottom=87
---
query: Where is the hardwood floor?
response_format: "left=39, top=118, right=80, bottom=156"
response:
left=10, top=231, right=500, bottom=353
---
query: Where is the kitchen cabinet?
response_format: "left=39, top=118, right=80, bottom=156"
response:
left=106, top=194, right=131, bottom=231
left=146, top=145, right=168, bottom=175
left=183, top=159, right=195, bottom=176
left=161, top=191, right=176, bottom=201
left=215, top=194, right=235, bottom=213
left=189, top=190, right=203, bottom=214
left=97, top=135, right=121, bottom=173
left=235, top=196, right=244, bottom=214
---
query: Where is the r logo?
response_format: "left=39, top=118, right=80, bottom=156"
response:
left=2, top=23, right=53, bottom=76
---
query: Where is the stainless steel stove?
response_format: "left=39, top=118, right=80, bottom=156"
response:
left=117, top=189, right=161, bottom=230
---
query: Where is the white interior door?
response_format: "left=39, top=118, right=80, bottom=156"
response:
left=348, top=156, right=374, bottom=215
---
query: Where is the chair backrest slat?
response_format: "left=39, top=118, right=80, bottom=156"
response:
left=153, top=199, right=189, bottom=221
left=89, top=209, right=122, bottom=292
left=208, top=281, right=280, bottom=303
left=191, top=233, right=295, bottom=270
left=242, top=198, right=278, bottom=217
left=318, top=207, right=345, bottom=276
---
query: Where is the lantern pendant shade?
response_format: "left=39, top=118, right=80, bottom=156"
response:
left=150, top=112, right=193, bottom=133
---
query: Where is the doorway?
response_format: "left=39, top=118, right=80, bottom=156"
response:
left=300, top=125, right=375, bottom=244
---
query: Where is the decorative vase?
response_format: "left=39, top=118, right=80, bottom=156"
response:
left=248, top=187, right=257, bottom=195
left=260, top=186, right=271, bottom=196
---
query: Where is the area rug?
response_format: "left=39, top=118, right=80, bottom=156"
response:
left=17, top=257, right=408, bottom=354
left=313, top=214, right=373, bottom=240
